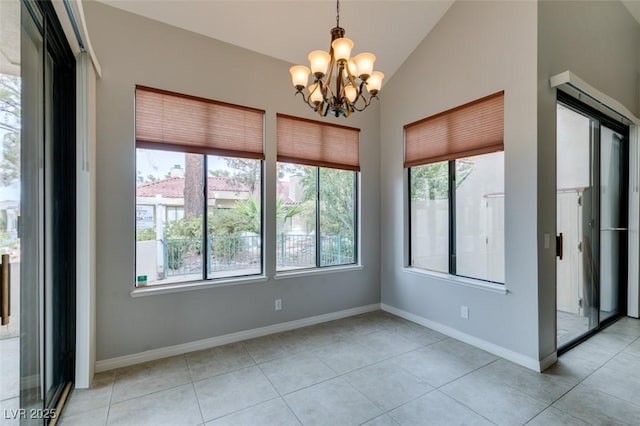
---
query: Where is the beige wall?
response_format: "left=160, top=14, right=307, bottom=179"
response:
left=380, top=1, right=541, bottom=364
left=85, top=1, right=381, bottom=361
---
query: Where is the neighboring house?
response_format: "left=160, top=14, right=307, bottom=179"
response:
left=136, top=168, right=252, bottom=230
left=135, top=170, right=310, bottom=282
left=136, top=170, right=307, bottom=230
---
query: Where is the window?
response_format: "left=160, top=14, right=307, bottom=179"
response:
left=406, top=92, right=505, bottom=283
left=135, top=86, right=264, bottom=286
left=166, top=206, right=184, bottom=223
left=276, top=114, right=359, bottom=271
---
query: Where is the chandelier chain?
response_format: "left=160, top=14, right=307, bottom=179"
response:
left=336, top=0, right=340, bottom=28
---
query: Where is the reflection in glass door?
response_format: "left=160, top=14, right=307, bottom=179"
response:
left=556, top=102, right=598, bottom=347
left=600, top=126, right=628, bottom=323
left=556, top=95, right=629, bottom=350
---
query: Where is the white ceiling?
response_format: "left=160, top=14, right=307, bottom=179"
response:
left=94, top=0, right=640, bottom=81
left=95, top=0, right=455, bottom=80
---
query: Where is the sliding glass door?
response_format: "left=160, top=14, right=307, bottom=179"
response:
left=556, top=93, right=629, bottom=351
left=0, top=1, right=76, bottom=423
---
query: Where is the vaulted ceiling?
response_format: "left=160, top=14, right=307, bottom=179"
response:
left=92, top=1, right=640, bottom=82
left=95, top=0, right=455, bottom=80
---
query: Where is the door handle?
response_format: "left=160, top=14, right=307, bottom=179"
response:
left=556, top=233, right=563, bottom=260
left=1, top=254, right=9, bottom=325
left=601, top=227, right=628, bottom=231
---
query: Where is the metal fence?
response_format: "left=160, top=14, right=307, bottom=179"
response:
left=163, top=234, right=354, bottom=277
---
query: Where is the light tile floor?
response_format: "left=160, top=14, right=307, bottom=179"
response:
left=59, top=311, right=640, bottom=426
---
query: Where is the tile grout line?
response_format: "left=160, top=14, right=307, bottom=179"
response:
left=190, top=381, right=206, bottom=426
left=432, top=358, right=502, bottom=426
left=200, top=395, right=282, bottom=424
left=104, top=371, right=116, bottom=426
left=543, top=326, right=640, bottom=422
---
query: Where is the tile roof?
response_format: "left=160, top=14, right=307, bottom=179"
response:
left=136, top=177, right=250, bottom=199
left=137, top=176, right=298, bottom=202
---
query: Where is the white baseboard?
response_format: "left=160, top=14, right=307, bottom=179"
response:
left=381, top=303, right=554, bottom=372
left=95, top=303, right=381, bottom=373
left=539, top=351, right=558, bottom=371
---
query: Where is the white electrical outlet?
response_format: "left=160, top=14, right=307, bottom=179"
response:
left=275, top=299, right=282, bottom=311
left=461, top=305, right=469, bottom=319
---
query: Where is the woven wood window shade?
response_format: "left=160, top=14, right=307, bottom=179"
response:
left=404, top=91, right=504, bottom=168
left=135, top=86, right=265, bottom=159
left=276, top=114, right=360, bottom=171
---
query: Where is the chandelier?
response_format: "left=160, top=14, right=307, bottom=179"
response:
left=289, top=0, right=384, bottom=118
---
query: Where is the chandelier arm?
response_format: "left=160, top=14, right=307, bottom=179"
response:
left=324, top=53, right=336, bottom=93
left=351, top=93, right=378, bottom=112
left=323, top=101, right=332, bottom=117
left=335, top=62, right=345, bottom=102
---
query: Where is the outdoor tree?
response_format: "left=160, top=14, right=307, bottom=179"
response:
left=410, top=159, right=474, bottom=201
left=298, top=167, right=355, bottom=236
left=0, top=133, right=19, bottom=186
left=184, top=153, right=204, bottom=219
left=0, top=74, right=20, bottom=186
left=223, top=158, right=260, bottom=193
left=209, top=169, right=231, bottom=178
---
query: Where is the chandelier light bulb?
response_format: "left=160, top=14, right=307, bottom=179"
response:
left=344, top=84, right=358, bottom=103
left=354, top=53, right=375, bottom=80
left=331, top=38, right=354, bottom=62
left=366, top=71, right=384, bottom=94
left=290, top=65, right=311, bottom=90
left=347, top=59, right=358, bottom=77
left=308, top=51, right=331, bottom=78
left=309, top=83, right=324, bottom=105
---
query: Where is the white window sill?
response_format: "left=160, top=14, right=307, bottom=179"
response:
left=274, top=264, right=363, bottom=280
left=130, top=275, right=268, bottom=297
left=401, top=267, right=508, bottom=294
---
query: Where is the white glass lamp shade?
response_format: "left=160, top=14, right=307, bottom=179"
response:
left=344, top=84, right=358, bottom=102
left=309, top=83, right=324, bottom=104
left=308, top=50, right=331, bottom=77
left=354, top=52, right=375, bottom=80
left=331, top=38, right=354, bottom=62
left=367, top=71, right=384, bottom=94
left=347, top=59, right=358, bottom=77
left=290, top=65, right=310, bottom=89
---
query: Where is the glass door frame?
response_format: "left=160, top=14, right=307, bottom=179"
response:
left=557, top=90, right=629, bottom=353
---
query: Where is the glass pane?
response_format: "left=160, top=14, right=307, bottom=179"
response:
left=556, top=103, right=598, bottom=348
left=319, top=167, right=356, bottom=266
left=135, top=149, right=203, bottom=285
left=207, top=155, right=262, bottom=278
left=600, top=126, right=626, bottom=323
left=410, top=162, right=449, bottom=272
left=19, top=3, right=44, bottom=417
left=1, top=0, right=26, bottom=415
left=276, top=163, right=316, bottom=270
left=455, top=151, right=505, bottom=282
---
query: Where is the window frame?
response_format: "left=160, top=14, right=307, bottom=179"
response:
left=276, top=163, right=359, bottom=273
left=408, top=153, right=504, bottom=285
left=135, top=149, right=265, bottom=287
